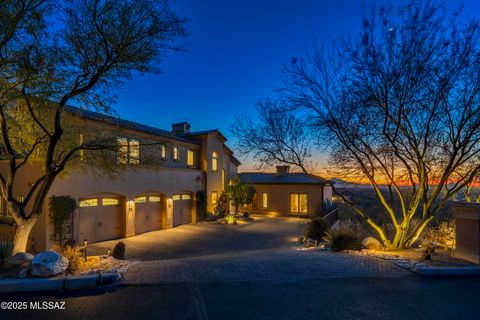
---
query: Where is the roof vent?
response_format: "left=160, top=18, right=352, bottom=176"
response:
left=276, top=165, right=290, bottom=175
left=171, top=122, right=191, bottom=135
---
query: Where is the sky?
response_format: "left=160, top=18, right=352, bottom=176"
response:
left=112, top=0, right=480, bottom=172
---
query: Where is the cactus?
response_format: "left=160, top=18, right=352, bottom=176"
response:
left=112, top=241, right=126, bottom=260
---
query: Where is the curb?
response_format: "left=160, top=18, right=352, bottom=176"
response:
left=414, top=267, right=480, bottom=277
left=0, top=273, right=121, bottom=293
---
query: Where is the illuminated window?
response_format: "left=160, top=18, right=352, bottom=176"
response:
left=222, top=169, right=225, bottom=191
left=212, top=152, right=218, bottom=172
left=188, top=149, right=194, bottom=166
left=212, top=191, right=218, bottom=205
left=16, top=195, right=25, bottom=202
left=182, top=194, right=191, bottom=200
left=135, top=196, right=147, bottom=203
left=149, top=196, right=161, bottom=202
left=161, top=145, right=166, bottom=159
left=262, top=193, right=268, bottom=209
left=102, top=198, right=119, bottom=206
left=129, top=139, right=140, bottom=165
left=291, top=193, right=308, bottom=213
left=79, top=134, right=84, bottom=161
left=172, top=194, right=181, bottom=201
left=173, top=146, right=179, bottom=161
left=117, top=137, right=128, bottom=164
left=79, top=199, right=98, bottom=207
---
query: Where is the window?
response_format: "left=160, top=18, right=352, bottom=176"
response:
left=102, top=198, right=119, bottom=206
left=149, top=196, right=161, bottom=202
left=222, top=169, right=225, bottom=191
left=262, top=193, right=268, bottom=209
left=129, top=139, right=140, bottom=165
left=291, top=193, right=308, bottom=213
left=212, top=152, right=218, bottom=172
left=182, top=194, right=191, bottom=200
left=16, top=195, right=25, bottom=202
left=173, top=146, right=179, bottom=161
left=79, top=199, right=98, bottom=207
left=117, top=137, right=128, bottom=164
left=79, top=134, right=84, bottom=161
left=135, top=196, right=147, bottom=203
left=188, top=149, right=194, bottom=166
left=161, top=145, right=167, bottom=159
left=172, top=194, right=181, bottom=201
left=212, top=191, right=218, bottom=205
left=117, top=137, right=140, bottom=165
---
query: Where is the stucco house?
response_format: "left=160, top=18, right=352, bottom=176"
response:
left=239, top=166, right=332, bottom=217
left=0, top=108, right=240, bottom=251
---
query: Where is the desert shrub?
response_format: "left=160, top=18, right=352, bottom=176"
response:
left=324, top=220, right=363, bottom=251
left=304, top=217, right=329, bottom=241
left=0, top=242, right=13, bottom=270
left=224, top=214, right=238, bottom=225
left=421, top=219, right=456, bottom=251
left=51, top=244, right=84, bottom=273
left=112, top=242, right=126, bottom=259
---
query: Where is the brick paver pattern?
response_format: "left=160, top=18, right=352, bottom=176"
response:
left=88, top=216, right=409, bottom=284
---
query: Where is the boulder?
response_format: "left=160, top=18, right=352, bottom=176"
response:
left=17, top=267, right=29, bottom=278
left=30, top=251, right=68, bottom=277
left=7, top=252, right=34, bottom=268
left=362, top=237, right=383, bottom=251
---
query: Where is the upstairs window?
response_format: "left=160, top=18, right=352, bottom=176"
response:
left=212, top=152, right=218, bottom=172
left=188, top=149, right=195, bottom=166
left=173, top=146, right=179, bottom=161
left=129, top=139, right=140, bottom=165
left=117, top=137, right=140, bottom=165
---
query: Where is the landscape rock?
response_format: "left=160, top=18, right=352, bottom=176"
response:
left=30, top=251, right=68, bottom=277
left=7, top=252, right=34, bottom=268
left=17, top=267, right=29, bottom=278
left=362, top=237, right=383, bottom=251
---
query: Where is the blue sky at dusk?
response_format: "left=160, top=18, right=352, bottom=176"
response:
left=113, top=0, right=480, bottom=171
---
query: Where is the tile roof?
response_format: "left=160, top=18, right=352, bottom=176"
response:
left=238, top=172, right=329, bottom=185
left=66, top=106, right=195, bottom=143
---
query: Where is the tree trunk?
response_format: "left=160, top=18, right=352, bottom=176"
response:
left=12, top=217, right=38, bottom=254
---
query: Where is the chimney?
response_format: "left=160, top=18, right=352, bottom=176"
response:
left=171, top=122, right=191, bottom=135
left=276, top=165, right=290, bottom=175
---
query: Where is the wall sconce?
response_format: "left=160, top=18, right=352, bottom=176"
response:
left=167, top=198, right=173, bottom=209
left=127, top=200, right=134, bottom=213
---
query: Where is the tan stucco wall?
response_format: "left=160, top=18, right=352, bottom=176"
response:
left=245, top=184, right=325, bottom=217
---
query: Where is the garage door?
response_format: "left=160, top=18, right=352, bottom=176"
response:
left=172, top=194, right=192, bottom=227
left=135, top=195, right=163, bottom=234
left=78, top=197, right=124, bottom=243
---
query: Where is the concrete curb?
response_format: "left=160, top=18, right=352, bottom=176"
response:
left=0, top=273, right=121, bottom=293
left=414, top=267, right=480, bottom=277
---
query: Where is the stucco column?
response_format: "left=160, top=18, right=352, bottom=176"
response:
left=125, top=198, right=135, bottom=237
left=191, top=193, right=197, bottom=223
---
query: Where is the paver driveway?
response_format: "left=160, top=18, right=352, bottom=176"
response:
left=88, top=215, right=410, bottom=284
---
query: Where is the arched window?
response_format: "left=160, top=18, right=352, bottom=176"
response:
left=212, top=152, right=218, bottom=172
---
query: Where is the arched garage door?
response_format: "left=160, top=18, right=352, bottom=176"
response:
left=135, top=195, right=164, bottom=234
left=173, top=194, right=193, bottom=227
left=78, top=196, right=124, bottom=244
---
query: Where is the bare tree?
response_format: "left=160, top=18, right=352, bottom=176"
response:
left=236, top=1, right=480, bottom=248
left=0, top=0, right=187, bottom=253
left=232, top=99, right=315, bottom=173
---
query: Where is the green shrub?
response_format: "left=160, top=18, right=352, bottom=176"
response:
left=224, top=214, right=238, bottom=225
left=0, top=242, right=13, bottom=270
left=304, top=217, right=329, bottom=241
left=112, top=241, right=126, bottom=260
left=324, top=220, right=363, bottom=251
left=330, top=233, right=362, bottom=251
